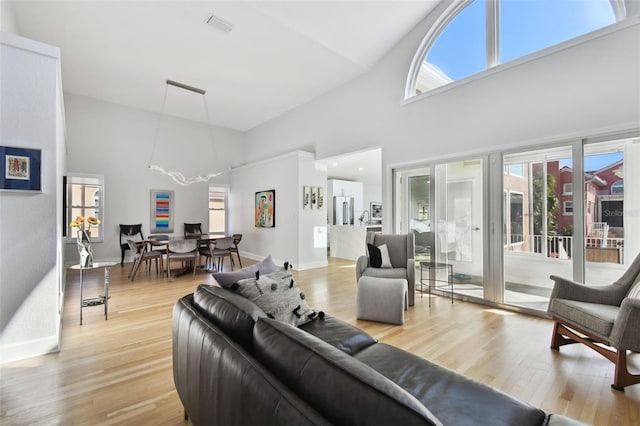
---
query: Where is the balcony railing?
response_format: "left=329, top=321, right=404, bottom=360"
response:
left=506, top=234, right=624, bottom=264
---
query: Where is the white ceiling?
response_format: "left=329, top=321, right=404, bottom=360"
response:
left=9, top=1, right=440, bottom=132
left=316, top=148, right=381, bottom=186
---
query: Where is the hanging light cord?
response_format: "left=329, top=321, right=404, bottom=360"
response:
left=148, top=83, right=170, bottom=168
left=148, top=80, right=221, bottom=186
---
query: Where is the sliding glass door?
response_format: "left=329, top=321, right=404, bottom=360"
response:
left=584, top=138, right=639, bottom=284
left=502, top=146, right=573, bottom=309
left=392, top=134, right=639, bottom=312
left=434, top=159, right=485, bottom=298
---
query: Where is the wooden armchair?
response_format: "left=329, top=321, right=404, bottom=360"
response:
left=548, top=251, right=640, bottom=390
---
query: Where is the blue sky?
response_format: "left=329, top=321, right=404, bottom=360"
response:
left=561, top=152, right=623, bottom=171
left=426, top=0, right=616, bottom=80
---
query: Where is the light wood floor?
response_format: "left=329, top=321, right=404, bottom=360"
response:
left=1, top=257, right=638, bottom=425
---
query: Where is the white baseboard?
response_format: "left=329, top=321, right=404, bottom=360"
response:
left=0, top=335, right=60, bottom=365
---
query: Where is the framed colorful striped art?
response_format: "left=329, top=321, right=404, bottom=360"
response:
left=150, top=189, right=174, bottom=233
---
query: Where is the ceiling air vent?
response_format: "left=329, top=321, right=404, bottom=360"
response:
left=206, top=13, right=235, bottom=33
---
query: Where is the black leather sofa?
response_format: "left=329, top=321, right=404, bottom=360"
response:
left=173, top=284, right=587, bottom=426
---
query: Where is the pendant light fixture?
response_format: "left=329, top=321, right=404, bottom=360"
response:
left=148, top=79, right=221, bottom=186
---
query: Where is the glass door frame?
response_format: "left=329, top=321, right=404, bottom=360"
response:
left=391, top=131, right=639, bottom=313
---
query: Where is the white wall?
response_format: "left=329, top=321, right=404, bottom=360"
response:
left=0, top=1, right=18, bottom=33
left=229, top=151, right=327, bottom=270
left=63, top=94, right=245, bottom=265
left=244, top=16, right=640, bottom=230
left=1, top=32, right=64, bottom=363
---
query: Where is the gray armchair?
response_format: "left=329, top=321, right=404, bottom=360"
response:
left=547, top=251, right=640, bottom=390
left=356, top=232, right=415, bottom=306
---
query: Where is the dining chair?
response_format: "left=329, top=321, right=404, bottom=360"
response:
left=166, top=239, right=199, bottom=281
left=211, top=236, right=235, bottom=272
left=119, top=224, right=143, bottom=267
left=198, top=238, right=217, bottom=271
left=230, top=233, right=243, bottom=268
left=127, top=239, right=164, bottom=281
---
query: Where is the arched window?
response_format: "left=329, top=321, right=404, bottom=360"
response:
left=408, top=0, right=621, bottom=96
left=611, top=180, right=624, bottom=195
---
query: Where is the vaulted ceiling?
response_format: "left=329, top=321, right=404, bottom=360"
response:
left=9, top=1, right=440, bottom=131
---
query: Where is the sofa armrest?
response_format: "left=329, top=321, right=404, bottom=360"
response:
left=356, top=255, right=369, bottom=282
left=406, top=258, right=415, bottom=306
left=549, top=275, right=622, bottom=306
left=609, top=297, right=640, bottom=352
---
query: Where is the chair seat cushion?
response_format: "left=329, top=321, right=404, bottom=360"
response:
left=362, top=267, right=408, bottom=280
left=549, top=299, right=619, bottom=340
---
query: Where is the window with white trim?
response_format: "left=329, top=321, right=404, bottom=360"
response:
left=563, top=183, right=573, bottom=195
left=209, top=186, right=228, bottom=236
left=563, top=200, right=573, bottom=216
left=410, top=0, right=619, bottom=95
left=66, top=174, right=104, bottom=242
left=611, top=180, right=624, bottom=195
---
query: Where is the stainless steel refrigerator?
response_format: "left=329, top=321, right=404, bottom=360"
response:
left=333, top=196, right=354, bottom=225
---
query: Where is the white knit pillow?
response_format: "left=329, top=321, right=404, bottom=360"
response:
left=378, top=244, right=392, bottom=268
left=235, top=269, right=316, bottom=326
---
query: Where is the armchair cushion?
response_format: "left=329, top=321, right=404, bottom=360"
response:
left=362, top=267, right=409, bottom=281
left=548, top=299, right=618, bottom=341
left=367, top=243, right=392, bottom=268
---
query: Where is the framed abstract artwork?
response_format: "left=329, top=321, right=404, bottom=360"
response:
left=255, top=189, right=275, bottom=228
left=150, top=189, right=174, bottom=233
left=0, top=146, right=42, bottom=191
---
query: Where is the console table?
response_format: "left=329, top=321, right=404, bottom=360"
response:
left=70, top=262, right=116, bottom=325
left=419, top=261, right=454, bottom=307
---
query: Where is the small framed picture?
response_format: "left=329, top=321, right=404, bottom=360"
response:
left=311, top=186, right=318, bottom=209
left=0, top=146, right=42, bottom=192
left=317, top=187, right=325, bottom=210
left=370, top=202, right=382, bottom=221
left=303, top=186, right=311, bottom=209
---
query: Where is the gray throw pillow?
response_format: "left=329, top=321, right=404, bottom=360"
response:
left=235, top=269, right=315, bottom=326
left=212, top=255, right=278, bottom=289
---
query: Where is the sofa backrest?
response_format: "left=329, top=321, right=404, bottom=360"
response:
left=173, top=295, right=330, bottom=426
left=193, top=284, right=266, bottom=352
left=253, top=317, right=442, bottom=426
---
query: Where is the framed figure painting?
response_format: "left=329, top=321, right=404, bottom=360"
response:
left=255, top=189, right=275, bottom=228
left=310, top=186, right=317, bottom=209
left=317, top=187, right=325, bottom=210
left=303, top=186, right=311, bottom=209
left=0, top=146, right=42, bottom=191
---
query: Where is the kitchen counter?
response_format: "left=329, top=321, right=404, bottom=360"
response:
left=329, top=225, right=382, bottom=261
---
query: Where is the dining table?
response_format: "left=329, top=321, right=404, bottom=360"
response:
left=145, top=234, right=221, bottom=277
